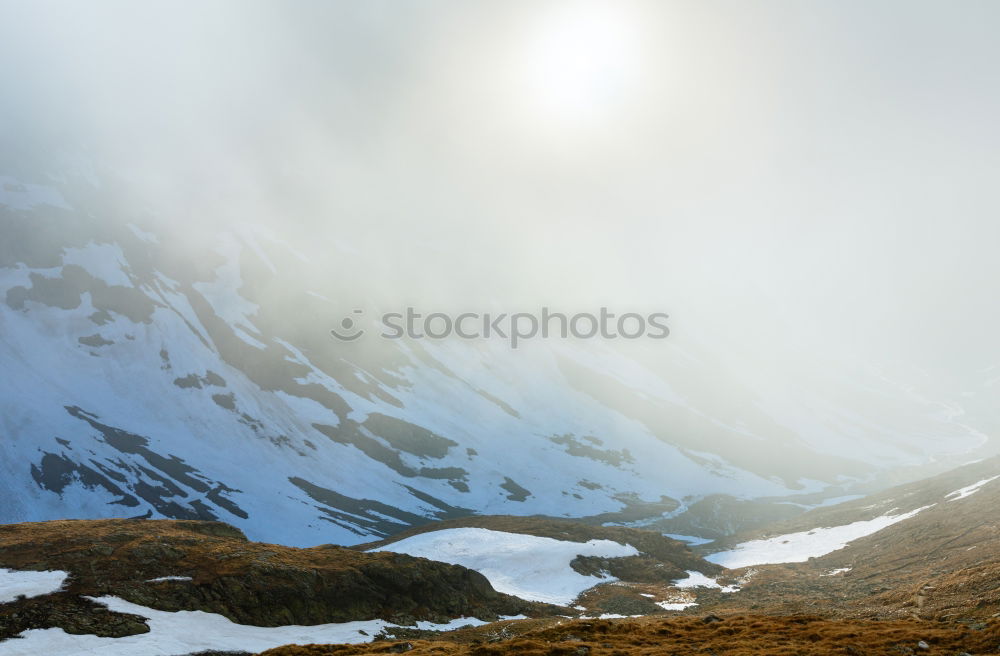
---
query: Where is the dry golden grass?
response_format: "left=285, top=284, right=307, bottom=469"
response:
left=259, top=614, right=1000, bottom=655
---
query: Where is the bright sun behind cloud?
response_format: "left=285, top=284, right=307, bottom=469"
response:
left=515, top=2, right=643, bottom=128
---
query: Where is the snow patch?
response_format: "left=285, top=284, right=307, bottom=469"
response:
left=128, top=224, right=159, bottom=244
left=946, top=475, right=1000, bottom=501
left=706, top=505, right=933, bottom=568
left=664, top=533, right=714, bottom=546
left=370, top=527, right=639, bottom=605
left=673, top=570, right=739, bottom=593
left=192, top=234, right=267, bottom=349
left=62, top=243, right=133, bottom=288
left=0, top=568, right=68, bottom=604
left=0, top=176, right=71, bottom=211
left=3, top=595, right=491, bottom=656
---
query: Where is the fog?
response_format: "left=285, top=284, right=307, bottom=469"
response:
left=3, top=0, right=1000, bottom=394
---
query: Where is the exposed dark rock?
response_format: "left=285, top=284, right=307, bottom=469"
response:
left=499, top=478, right=531, bottom=502
left=0, top=519, right=551, bottom=638
left=78, top=333, right=114, bottom=347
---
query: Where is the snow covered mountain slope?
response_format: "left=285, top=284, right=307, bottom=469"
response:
left=0, top=162, right=991, bottom=546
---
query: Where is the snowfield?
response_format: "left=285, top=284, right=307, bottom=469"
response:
left=0, top=568, right=68, bottom=604
left=0, top=596, right=492, bottom=656
left=370, top=527, right=639, bottom=605
left=664, top=533, right=714, bottom=546
left=706, top=505, right=933, bottom=569
left=946, top=475, right=1000, bottom=501
left=673, top=570, right=739, bottom=593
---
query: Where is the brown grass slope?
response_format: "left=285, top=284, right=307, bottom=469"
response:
left=705, top=455, right=1000, bottom=553
left=0, top=519, right=551, bottom=640
left=696, top=457, right=1000, bottom=620
left=257, top=614, right=1000, bottom=656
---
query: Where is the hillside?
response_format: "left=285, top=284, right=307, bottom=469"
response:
left=0, top=519, right=546, bottom=644
left=687, top=456, right=1000, bottom=620
left=5, top=460, right=1000, bottom=654
left=4, top=3, right=1000, bottom=655
left=358, top=515, right=717, bottom=578
left=257, top=615, right=1000, bottom=656
left=358, top=515, right=723, bottom=614
left=1, top=157, right=992, bottom=548
left=0, top=516, right=727, bottom=654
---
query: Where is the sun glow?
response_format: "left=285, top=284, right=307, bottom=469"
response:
left=516, top=2, right=643, bottom=127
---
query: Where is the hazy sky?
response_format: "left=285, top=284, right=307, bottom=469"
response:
left=2, top=0, right=1000, bottom=376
